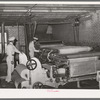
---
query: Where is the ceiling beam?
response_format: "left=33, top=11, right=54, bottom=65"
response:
left=3, top=9, right=89, bottom=13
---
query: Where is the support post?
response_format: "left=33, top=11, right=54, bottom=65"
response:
left=77, top=80, right=81, bottom=88
left=1, top=22, right=5, bottom=54
left=96, top=71, right=100, bottom=89
left=17, top=23, right=20, bottom=50
left=24, top=24, right=29, bottom=58
left=33, top=21, right=37, bottom=37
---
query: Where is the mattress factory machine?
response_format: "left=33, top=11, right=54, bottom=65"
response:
left=38, top=41, right=100, bottom=88
left=12, top=41, right=100, bottom=88
left=12, top=50, right=69, bottom=88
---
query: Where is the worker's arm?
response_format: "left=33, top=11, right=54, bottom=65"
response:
left=32, top=42, right=39, bottom=52
left=13, top=45, right=21, bottom=54
left=29, top=41, right=39, bottom=52
left=34, top=49, right=39, bottom=52
left=29, top=42, right=34, bottom=58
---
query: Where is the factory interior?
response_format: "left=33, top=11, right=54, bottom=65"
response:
left=0, top=3, right=100, bottom=89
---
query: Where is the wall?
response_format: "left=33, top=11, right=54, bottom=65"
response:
left=79, top=11, right=100, bottom=47
left=52, top=23, right=74, bottom=45
left=5, top=26, right=25, bottom=51
left=4, top=10, right=100, bottom=52
left=35, top=24, right=54, bottom=41
left=51, top=10, right=100, bottom=48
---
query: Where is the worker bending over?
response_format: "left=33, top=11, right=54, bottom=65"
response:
left=6, top=36, right=21, bottom=83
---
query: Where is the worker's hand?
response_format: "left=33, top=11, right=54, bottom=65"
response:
left=11, top=61, right=14, bottom=65
left=39, top=50, right=42, bottom=52
left=36, top=50, right=40, bottom=52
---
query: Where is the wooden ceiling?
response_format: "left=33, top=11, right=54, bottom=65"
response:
left=0, top=4, right=99, bottom=25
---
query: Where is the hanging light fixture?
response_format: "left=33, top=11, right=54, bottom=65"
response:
left=46, top=25, right=52, bottom=34
left=74, top=18, right=80, bottom=26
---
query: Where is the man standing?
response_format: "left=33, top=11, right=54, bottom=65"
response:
left=29, top=37, right=40, bottom=58
left=6, top=36, right=21, bottom=83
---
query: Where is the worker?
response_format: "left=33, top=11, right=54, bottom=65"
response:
left=13, top=38, right=20, bottom=67
left=5, top=36, right=21, bottom=83
left=29, top=37, right=40, bottom=58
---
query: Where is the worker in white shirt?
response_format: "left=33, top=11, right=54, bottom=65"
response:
left=29, top=37, right=40, bottom=58
left=6, top=36, right=21, bottom=83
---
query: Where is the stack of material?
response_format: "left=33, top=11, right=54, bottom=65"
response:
left=41, top=45, right=92, bottom=55
left=15, top=64, right=29, bottom=80
left=12, top=64, right=29, bottom=88
left=40, top=40, right=92, bottom=54
left=19, top=52, right=28, bottom=66
left=52, top=46, right=92, bottom=54
left=40, top=44, right=64, bottom=48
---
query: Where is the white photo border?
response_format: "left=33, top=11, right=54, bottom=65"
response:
left=0, top=1, right=100, bottom=98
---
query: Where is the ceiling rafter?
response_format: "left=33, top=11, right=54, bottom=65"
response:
left=0, top=4, right=98, bottom=25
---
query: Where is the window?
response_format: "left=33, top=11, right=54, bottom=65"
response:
left=0, top=32, right=7, bottom=53
left=4, top=32, right=7, bottom=52
left=0, top=33, right=1, bottom=53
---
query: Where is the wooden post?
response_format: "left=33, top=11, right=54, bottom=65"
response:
left=99, top=81, right=100, bottom=89
left=76, top=25, right=79, bottom=44
left=77, top=80, right=81, bottom=88
left=73, top=26, right=76, bottom=45
left=74, top=26, right=79, bottom=45
left=24, top=24, right=29, bottom=58
left=29, top=70, right=32, bottom=88
left=96, top=71, right=100, bottom=89
left=1, top=22, right=5, bottom=54
left=33, top=21, right=37, bottom=37
left=17, top=23, right=20, bottom=50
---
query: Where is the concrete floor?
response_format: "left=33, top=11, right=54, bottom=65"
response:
left=0, top=78, right=99, bottom=89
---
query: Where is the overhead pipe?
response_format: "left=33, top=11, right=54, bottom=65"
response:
left=37, top=21, right=72, bottom=25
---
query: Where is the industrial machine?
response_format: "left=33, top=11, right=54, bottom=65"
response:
left=39, top=43, right=100, bottom=87
left=12, top=41, right=100, bottom=89
left=12, top=53, right=69, bottom=88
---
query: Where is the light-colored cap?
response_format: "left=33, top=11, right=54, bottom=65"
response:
left=8, top=36, right=16, bottom=41
left=33, top=37, right=38, bottom=40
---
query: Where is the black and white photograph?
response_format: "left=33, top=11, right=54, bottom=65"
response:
left=0, top=1, right=100, bottom=97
